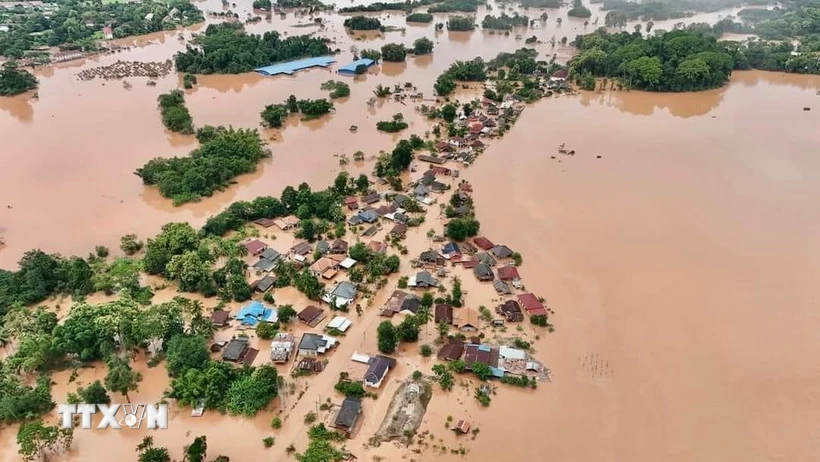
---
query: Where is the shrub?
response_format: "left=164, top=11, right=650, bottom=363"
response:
left=263, top=436, right=275, bottom=447
left=420, top=344, right=433, bottom=357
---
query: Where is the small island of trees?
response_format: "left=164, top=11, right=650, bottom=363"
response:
left=428, top=0, right=483, bottom=13
left=174, top=23, right=331, bottom=74
left=0, top=61, right=38, bottom=96
left=376, top=113, right=409, bottom=133
left=135, top=127, right=269, bottom=205
left=447, top=16, right=476, bottom=31
left=157, top=90, right=194, bottom=134
left=252, top=0, right=272, bottom=10
left=434, top=58, right=487, bottom=95
left=381, top=43, right=408, bottom=62
left=320, top=80, right=351, bottom=99
left=406, top=12, right=434, bottom=23
left=481, top=13, right=530, bottom=30
left=413, top=37, right=434, bottom=55
left=567, top=0, right=592, bottom=18
left=261, top=94, right=334, bottom=128
left=343, top=16, right=383, bottom=31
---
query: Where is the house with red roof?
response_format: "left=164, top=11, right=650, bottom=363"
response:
left=244, top=239, right=268, bottom=256
left=517, top=293, right=547, bottom=316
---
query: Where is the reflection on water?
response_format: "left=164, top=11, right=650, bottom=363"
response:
left=0, top=93, right=35, bottom=123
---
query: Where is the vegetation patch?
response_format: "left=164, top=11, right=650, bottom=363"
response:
left=0, top=61, right=38, bottom=96
left=157, top=90, right=194, bottom=134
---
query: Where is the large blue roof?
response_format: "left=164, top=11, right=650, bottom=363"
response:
left=337, top=58, right=376, bottom=74
left=255, top=56, right=336, bottom=76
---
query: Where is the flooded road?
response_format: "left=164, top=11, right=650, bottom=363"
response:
left=2, top=1, right=820, bottom=461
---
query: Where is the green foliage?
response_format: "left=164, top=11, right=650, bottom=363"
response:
left=120, top=234, right=144, bottom=255
left=381, top=43, right=407, bottom=62
left=261, top=104, right=289, bottom=128
left=185, top=435, right=207, bottom=462
left=17, top=420, right=73, bottom=462
left=105, top=355, right=142, bottom=401
left=429, top=0, right=484, bottom=13
left=398, top=276, right=409, bottom=289
left=166, top=334, right=210, bottom=377
left=341, top=0, right=436, bottom=12
left=432, top=364, right=454, bottom=390
left=304, top=411, right=317, bottom=424
left=136, top=436, right=171, bottom=462
left=227, top=365, right=279, bottom=416
left=435, top=58, right=487, bottom=95
left=500, top=374, right=534, bottom=387
left=157, top=90, right=194, bottom=134
left=271, top=416, right=282, bottom=429
left=420, top=344, right=433, bottom=357
left=513, top=338, right=531, bottom=350
left=183, top=73, right=198, bottom=89
left=413, top=37, right=434, bottom=55
left=398, top=315, right=421, bottom=342
left=0, top=61, right=38, bottom=96
left=294, top=269, right=325, bottom=300
left=253, top=0, right=272, bottom=10
left=445, top=218, right=480, bottom=241
left=296, top=439, right=345, bottom=462
left=412, top=370, right=423, bottom=380
left=474, top=387, right=491, bottom=406
left=360, top=49, right=382, bottom=61
left=0, top=375, right=55, bottom=423
left=256, top=322, right=278, bottom=340
left=78, top=381, right=110, bottom=405
left=407, top=13, right=434, bottom=23
left=446, top=15, right=476, bottom=31
left=440, top=104, right=457, bottom=122
left=334, top=379, right=366, bottom=397
left=278, top=305, right=298, bottom=323
left=344, top=16, right=383, bottom=30
left=449, top=359, right=466, bottom=373
left=308, top=423, right=346, bottom=442
left=376, top=113, right=409, bottom=132
left=169, top=360, right=239, bottom=410
left=320, top=80, right=351, bottom=99
left=530, top=314, right=549, bottom=326
left=567, top=0, right=591, bottom=18
left=136, top=127, right=268, bottom=205
left=175, top=23, right=332, bottom=74
left=377, top=321, right=398, bottom=353
left=481, top=13, right=529, bottom=30
left=263, top=436, right=275, bottom=447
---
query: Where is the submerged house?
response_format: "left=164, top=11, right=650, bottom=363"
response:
left=333, top=397, right=362, bottom=434
left=496, top=300, right=524, bottom=322
left=298, top=305, right=326, bottom=327
left=297, top=333, right=337, bottom=357
left=437, top=338, right=465, bottom=361
left=473, top=263, right=494, bottom=282
left=251, top=275, right=276, bottom=293
left=273, top=215, right=300, bottom=231
left=434, top=303, right=454, bottom=324
left=322, top=281, right=358, bottom=308
left=363, top=355, right=397, bottom=388
left=409, top=271, right=439, bottom=288
left=518, top=293, right=547, bottom=316
left=244, top=239, right=268, bottom=256
left=236, top=301, right=277, bottom=326
left=270, top=333, right=295, bottom=363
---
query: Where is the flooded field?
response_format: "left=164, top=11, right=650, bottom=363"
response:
left=2, top=1, right=820, bottom=461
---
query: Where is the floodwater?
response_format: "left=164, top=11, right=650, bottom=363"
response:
left=2, top=1, right=820, bottom=461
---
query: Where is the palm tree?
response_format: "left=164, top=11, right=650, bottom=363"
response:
left=437, top=321, right=450, bottom=340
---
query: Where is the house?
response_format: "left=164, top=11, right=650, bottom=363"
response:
left=496, top=300, right=524, bottom=322
left=358, top=209, right=379, bottom=223
left=361, top=192, right=381, bottom=205
left=298, top=333, right=337, bottom=357
left=413, top=184, right=429, bottom=199
left=330, top=239, right=348, bottom=254
left=211, top=310, right=230, bottom=327
left=473, top=263, right=494, bottom=282
left=260, top=248, right=281, bottom=262
left=449, top=136, right=466, bottom=147
left=363, top=355, right=397, bottom=388
left=344, top=196, right=359, bottom=210
left=476, top=252, right=497, bottom=267
left=315, top=240, right=330, bottom=255
left=102, top=26, right=113, bottom=39
left=431, top=165, right=452, bottom=176
left=391, top=194, right=410, bottom=208
left=470, top=123, right=484, bottom=135
left=251, top=275, right=276, bottom=293
left=52, top=49, right=84, bottom=62
left=455, top=308, right=480, bottom=331
left=493, top=279, right=512, bottom=295
left=368, top=241, right=387, bottom=254
left=497, top=265, right=520, bottom=282
left=340, top=257, right=357, bottom=270
left=270, top=333, right=295, bottom=363
left=298, top=305, right=326, bottom=327
left=236, top=301, right=277, bottom=325
left=473, top=237, right=494, bottom=251
left=434, top=304, right=454, bottom=324
left=550, top=68, right=568, bottom=82
left=440, top=242, right=461, bottom=259
left=253, top=258, right=277, bottom=273
left=517, top=293, right=547, bottom=316
left=323, top=281, right=358, bottom=307
left=310, top=257, right=340, bottom=279
left=419, top=250, right=439, bottom=265
left=327, top=316, right=352, bottom=333
left=454, top=420, right=471, bottom=434
left=254, top=217, right=276, bottom=228
left=471, top=140, right=485, bottom=150
left=434, top=142, right=452, bottom=153
left=381, top=290, right=411, bottom=316
left=390, top=223, right=408, bottom=239
left=399, top=294, right=422, bottom=314
left=333, top=397, right=362, bottom=433
left=409, top=271, right=438, bottom=288
left=374, top=205, right=396, bottom=217
left=291, top=241, right=312, bottom=256
left=362, top=226, right=379, bottom=237
left=244, top=239, right=268, bottom=256
left=464, top=343, right=502, bottom=373
left=492, top=244, right=514, bottom=259
left=221, top=338, right=249, bottom=362
left=437, top=338, right=465, bottom=361
left=419, top=154, right=447, bottom=164
left=273, top=215, right=300, bottom=231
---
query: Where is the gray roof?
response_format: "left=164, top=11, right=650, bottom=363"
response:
left=334, top=397, right=362, bottom=429
left=474, top=263, right=494, bottom=280
left=476, top=252, right=497, bottom=266
left=413, top=184, right=428, bottom=197
left=332, top=281, right=357, bottom=299
left=358, top=209, right=379, bottom=223
left=492, top=245, right=513, bottom=259
left=316, top=240, right=330, bottom=254
left=392, top=194, right=409, bottom=207
left=255, top=275, right=276, bottom=292
left=259, top=248, right=281, bottom=261
left=416, top=271, right=438, bottom=287
left=253, top=258, right=277, bottom=272
left=493, top=279, right=512, bottom=294
left=222, top=338, right=248, bottom=362
left=364, top=355, right=397, bottom=385
left=400, top=295, right=422, bottom=314
left=299, top=333, right=327, bottom=352
left=419, top=250, right=438, bottom=262
left=362, top=226, right=378, bottom=237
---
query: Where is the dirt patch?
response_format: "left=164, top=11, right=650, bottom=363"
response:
left=368, top=379, right=432, bottom=447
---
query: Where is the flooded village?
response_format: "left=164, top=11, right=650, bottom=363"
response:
left=2, top=0, right=820, bottom=461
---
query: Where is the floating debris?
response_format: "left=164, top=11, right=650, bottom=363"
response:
left=78, top=60, right=174, bottom=81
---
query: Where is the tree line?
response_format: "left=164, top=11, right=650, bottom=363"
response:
left=0, top=61, right=38, bottom=96
left=174, top=23, right=332, bottom=74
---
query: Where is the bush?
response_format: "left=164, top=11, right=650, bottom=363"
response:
left=420, top=344, right=433, bottom=357
left=381, top=43, right=407, bottom=62
left=412, top=370, right=423, bottom=380
left=78, top=381, right=111, bottom=405
left=530, top=315, right=548, bottom=326
left=320, top=80, right=351, bottom=99
left=344, top=15, right=382, bottom=30
left=360, top=49, right=382, bottom=61
left=120, top=234, right=143, bottom=255
left=271, top=416, right=282, bottom=429
left=263, top=436, right=275, bottom=448
left=304, top=412, right=317, bottom=424
left=334, top=380, right=366, bottom=397
left=446, top=16, right=475, bottom=31
left=376, top=113, right=409, bottom=133
left=407, top=12, right=433, bottom=23
left=377, top=321, right=398, bottom=353
left=256, top=322, right=278, bottom=340
left=413, top=37, right=434, bottom=55
left=157, top=90, right=194, bottom=134
left=513, top=338, right=530, bottom=350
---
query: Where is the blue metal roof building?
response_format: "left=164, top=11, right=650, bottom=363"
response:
left=255, top=56, right=336, bottom=76
left=236, top=301, right=277, bottom=325
left=337, top=58, right=376, bottom=74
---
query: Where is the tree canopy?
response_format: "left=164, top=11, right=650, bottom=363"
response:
left=343, top=16, right=383, bottom=30
left=0, top=61, right=38, bottom=96
left=157, top=90, right=194, bottom=134
left=174, top=23, right=332, bottom=74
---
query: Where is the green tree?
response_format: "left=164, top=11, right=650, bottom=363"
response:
left=120, top=234, right=144, bottom=255
left=261, top=104, right=288, bottom=128
left=624, top=56, right=662, bottom=89
left=278, top=305, right=297, bottom=323
left=471, top=362, right=493, bottom=381
left=377, top=321, right=398, bottom=353
left=420, top=344, right=433, bottom=357
left=440, top=103, right=457, bottom=122
left=0, top=61, right=38, bottom=96
left=398, top=316, right=420, bottom=342
left=136, top=436, right=171, bottom=462
left=184, top=435, right=207, bottom=462
left=105, top=356, right=142, bottom=403
left=437, top=321, right=450, bottom=339
left=226, top=365, right=279, bottom=416
left=166, top=334, right=210, bottom=378
left=17, top=421, right=73, bottom=462
left=413, top=37, right=434, bottom=55
left=360, top=49, right=381, bottom=61
left=451, top=277, right=463, bottom=307
left=381, top=43, right=407, bottom=62
left=78, top=381, right=110, bottom=405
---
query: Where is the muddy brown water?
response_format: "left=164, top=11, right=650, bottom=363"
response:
left=2, top=1, right=820, bottom=461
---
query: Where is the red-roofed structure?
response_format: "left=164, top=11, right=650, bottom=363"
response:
left=244, top=239, right=267, bottom=256
left=518, top=293, right=547, bottom=316
left=473, top=237, right=494, bottom=251
left=497, top=265, right=520, bottom=281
